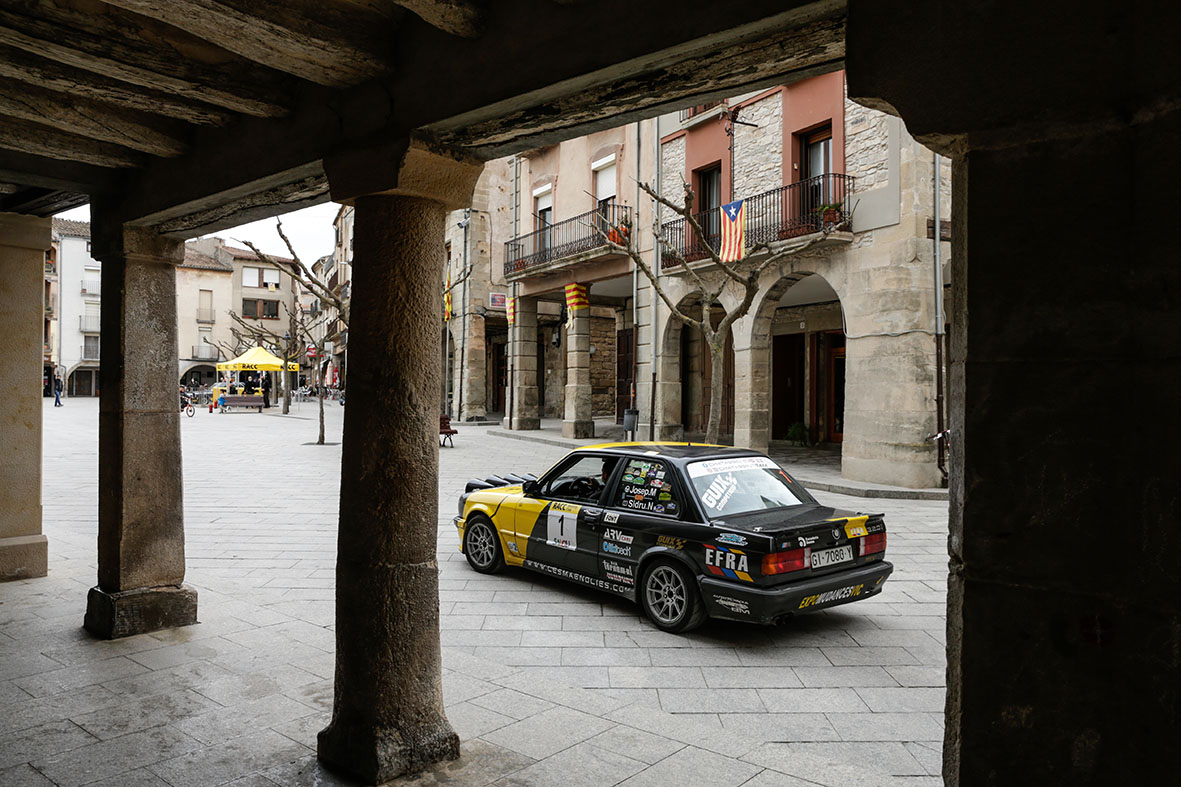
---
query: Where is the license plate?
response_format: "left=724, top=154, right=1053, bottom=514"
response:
left=811, top=545, right=853, bottom=569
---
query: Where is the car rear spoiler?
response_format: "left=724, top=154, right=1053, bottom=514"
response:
left=464, top=473, right=536, bottom=494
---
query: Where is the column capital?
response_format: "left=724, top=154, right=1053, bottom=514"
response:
left=90, top=221, right=185, bottom=267
left=325, top=136, right=483, bottom=211
left=0, top=213, right=50, bottom=252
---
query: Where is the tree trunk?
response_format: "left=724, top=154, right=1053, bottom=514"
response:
left=705, top=338, right=726, bottom=445
left=281, top=357, right=290, bottom=415
left=317, top=362, right=326, bottom=445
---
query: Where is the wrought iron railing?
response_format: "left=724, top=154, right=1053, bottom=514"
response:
left=197, top=308, right=216, bottom=323
left=660, top=174, right=854, bottom=268
left=504, top=202, right=632, bottom=277
left=679, top=101, right=723, bottom=122
left=79, top=315, right=101, bottom=332
left=191, top=344, right=219, bottom=360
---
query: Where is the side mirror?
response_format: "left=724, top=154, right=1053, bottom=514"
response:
left=522, top=480, right=538, bottom=496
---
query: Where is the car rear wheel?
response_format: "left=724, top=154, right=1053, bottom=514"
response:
left=641, top=559, right=706, bottom=633
left=464, top=516, right=504, bottom=574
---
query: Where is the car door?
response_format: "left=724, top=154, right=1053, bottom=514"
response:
left=522, top=453, right=615, bottom=577
left=598, top=457, right=687, bottom=592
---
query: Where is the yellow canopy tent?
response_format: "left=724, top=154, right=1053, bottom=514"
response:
left=216, top=345, right=299, bottom=372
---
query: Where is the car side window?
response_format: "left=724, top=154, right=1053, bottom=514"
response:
left=614, top=458, right=680, bottom=517
left=541, top=455, right=617, bottom=503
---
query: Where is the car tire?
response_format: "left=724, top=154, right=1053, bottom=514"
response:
left=463, top=516, right=504, bottom=575
left=640, top=559, right=707, bottom=633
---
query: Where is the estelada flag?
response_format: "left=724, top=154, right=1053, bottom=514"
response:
left=443, top=271, right=452, bottom=321
left=506, top=297, right=515, bottom=326
left=719, top=199, right=745, bottom=262
left=564, top=283, right=589, bottom=310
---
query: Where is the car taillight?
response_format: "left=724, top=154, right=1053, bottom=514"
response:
left=763, top=547, right=810, bottom=575
left=859, top=532, right=887, bottom=556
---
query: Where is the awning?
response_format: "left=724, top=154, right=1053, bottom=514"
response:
left=215, top=345, right=299, bottom=372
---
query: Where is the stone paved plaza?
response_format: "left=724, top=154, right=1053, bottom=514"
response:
left=0, top=398, right=949, bottom=786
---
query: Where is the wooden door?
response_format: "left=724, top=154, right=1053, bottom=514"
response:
left=615, top=327, right=634, bottom=423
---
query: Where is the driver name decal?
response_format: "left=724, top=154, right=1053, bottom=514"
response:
left=546, top=501, right=581, bottom=551
left=523, top=559, right=632, bottom=596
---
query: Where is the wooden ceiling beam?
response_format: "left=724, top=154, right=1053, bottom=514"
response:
left=0, top=117, right=145, bottom=169
left=0, top=3, right=290, bottom=117
left=0, top=150, right=121, bottom=194
left=393, top=0, right=484, bottom=38
left=0, top=47, right=232, bottom=126
left=0, top=82, right=189, bottom=157
left=0, top=187, right=88, bottom=217
left=101, top=0, right=397, bottom=88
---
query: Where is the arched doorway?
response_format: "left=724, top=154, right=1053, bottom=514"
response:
left=180, top=363, right=217, bottom=388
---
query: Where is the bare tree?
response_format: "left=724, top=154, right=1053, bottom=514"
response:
left=602, top=181, right=847, bottom=445
left=237, top=220, right=347, bottom=443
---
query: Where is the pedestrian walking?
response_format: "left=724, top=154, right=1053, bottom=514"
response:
left=53, top=373, right=63, bottom=407
left=262, top=372, right=272, bottom=409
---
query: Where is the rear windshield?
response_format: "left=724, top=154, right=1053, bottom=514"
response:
left=687, top=456, right=809, bottom=518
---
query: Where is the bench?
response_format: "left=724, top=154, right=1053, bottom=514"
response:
left=440, top=414, right=458, bottom=447
left=219, top=394, right=264, bottom=413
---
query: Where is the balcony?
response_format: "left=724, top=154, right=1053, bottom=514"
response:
left=504, top=202, right=632, bottom=279
left=678, top=100, right=724, bottom=123
left=191, top=344, right=219, bottom=361
left=197, top=308, right=216, bottom=323
left=44, top=295, right=56, bottom=317
left=81, top=279, right=101, bottom=296
left=660, top=174, right=854, bottom=269
left=79, top=315, right=101, bottom=333
left=44, top=261, right=56, bottom=276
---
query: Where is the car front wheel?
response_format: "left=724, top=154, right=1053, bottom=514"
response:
left=463, top=516, right=504, bottom=574
left=641, top=559, right=706, bottom=633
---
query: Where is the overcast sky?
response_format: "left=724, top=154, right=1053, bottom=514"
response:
left=54, top=202, right=341, bottom=262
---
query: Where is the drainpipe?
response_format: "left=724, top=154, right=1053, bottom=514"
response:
left=631, top=122, right=641, bottom=438
left=457, top=209, right=470, bottom=420
left=509, top=157, right=519, bottom=429
left=933, top=153, right=947, bottom=486
left=649, top=116, right=661, bottom=441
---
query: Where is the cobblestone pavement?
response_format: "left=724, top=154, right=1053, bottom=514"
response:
left=0, top=398, right=948, bottom=786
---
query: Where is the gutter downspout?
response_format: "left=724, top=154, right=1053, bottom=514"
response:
left=933, top=153, right=947, bottom=486
left=508, top=157, right=519, bottom=429
left=631, top=122, right=640, bottom=439
left=650, top=117, right=661, bottom=441
left=457, top=209, right=470, bottom=420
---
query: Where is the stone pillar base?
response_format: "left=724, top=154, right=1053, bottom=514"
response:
left=656, top=423, right=685, bottom=441
left=506, top=417, right=541, bottom=430
left=84, top=584, right=198, bottom=639
left=318, top=716, right=460, bottom=784
left=562, top=419, right=595, bottom=439
left=0, top=534, right=47, bottom=581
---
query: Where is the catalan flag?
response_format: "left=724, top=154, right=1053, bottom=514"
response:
left=506, top=297, right=515, bottom=326
left=564, top=283, right=589, bottom=311
left=719, top=199, right=745, bottom=262
left=443, top=271, right=452, bottom=321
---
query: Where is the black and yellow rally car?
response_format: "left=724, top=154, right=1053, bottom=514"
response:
left=455, top=443, right=892, bottom=633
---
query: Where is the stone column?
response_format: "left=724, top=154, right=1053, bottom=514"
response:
left=732, top=342, right=770, bottom=454
left=848, top=3, right=1180, bottom=783
left=460, top=311, right=486, bottom=420
left=0, top=214, right=50, bottom=581
left=319, top=140, right=481, bottom=783
left=562, top=303, right=594, bottom=438
left=84, top=224, right=194, bottom=638
left=505, top=295, right=540, bottom=430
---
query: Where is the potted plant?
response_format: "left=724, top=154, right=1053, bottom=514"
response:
left=816, top=202, right=843, bottom=225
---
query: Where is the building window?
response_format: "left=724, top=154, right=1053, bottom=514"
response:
left=535, top=187, right=553, bottom=254
left=242, top=298, right=280, bottom=319
left=694, top=164, right=722, bottom=242
left=800, top=126, right=834, bottom=211
left=242, top=266, right=260, bottom=288
left=262, top=268, right=280, bottom=287
left=261, top=299, right=279, bottom=319
left=83, top=334, right=100, bottom=360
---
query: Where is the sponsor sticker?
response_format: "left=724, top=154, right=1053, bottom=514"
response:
left=523, top=559, right=632, bottom=595
left=713, top=595, right=750, bottom=615
left=656, top=536, right=685, bottom=550
left=796, top=534, right=820, bottom=548
left=704, top=545, right=752, bottom=581
left=604, top=511, right=620, bottom=524
left=688, top=456, right=779, bottom=478
left=507, top=542, right=520, bottom=555
left=603, top=528, right=634, bottom=544
left=715, top=533, right=748, bottom=547
left=602, top=541, right=632, bottom=557
left=797, top=583, right=865, bottom=609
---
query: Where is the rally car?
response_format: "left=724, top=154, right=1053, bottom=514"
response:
left=454, top=443, right=892, bottom=633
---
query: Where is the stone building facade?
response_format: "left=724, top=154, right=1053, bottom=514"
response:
left=481, top=70, right=952, bottom=488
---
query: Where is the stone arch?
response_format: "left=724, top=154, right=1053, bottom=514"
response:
left=179, top=362, right=217, bottom=385
left=657, top=290, right=736, bottom=442
left=732, top=268, right=846, bottom=453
